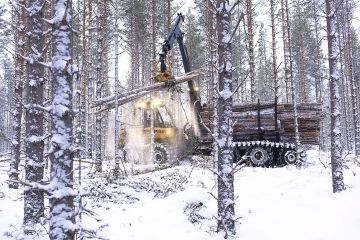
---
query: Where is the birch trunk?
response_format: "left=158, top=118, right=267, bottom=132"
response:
left=216, top=1, right=235, bottom=236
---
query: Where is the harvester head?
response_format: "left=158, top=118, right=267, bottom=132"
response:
left=154, top=53, right=175, bottom=82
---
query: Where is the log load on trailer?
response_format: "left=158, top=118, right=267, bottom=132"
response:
left=198, top=100, right=322, bottom=166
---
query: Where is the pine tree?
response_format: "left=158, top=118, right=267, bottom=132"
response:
left=9, top=0, right=26, bottom=189
left=256, top=23, right=272, bottom=101
left=246, top=0, right=255, bottom=102
left=325, top=0, right=345, bottom=193
left=291, top=0, right=319, bottom=103
left=23, top=0, right=46, bottom=229
left=48, top=0, right=76, bottom=238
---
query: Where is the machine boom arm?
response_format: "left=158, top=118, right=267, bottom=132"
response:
left=159, top=13, right=202, bottom=118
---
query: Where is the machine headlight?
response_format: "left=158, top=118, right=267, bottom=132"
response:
left=152, top=98, right=163, bottom=108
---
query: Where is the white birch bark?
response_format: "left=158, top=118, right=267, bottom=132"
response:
left=216, top=0, right=235, bottom=236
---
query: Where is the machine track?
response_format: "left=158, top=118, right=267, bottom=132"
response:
left=233, top=141, right=306, bottom=167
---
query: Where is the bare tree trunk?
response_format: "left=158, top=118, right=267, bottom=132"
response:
left=216, top=0, right=235, bottom=237
left=280, top=0, right=290, bottom=103
left=270, top=0, right=278, bottom=99
left=48, top=0, right=75, bottom=238
left=150, top=0, right=156, bottom=163
left=80, top=0, right=88, bottom=159
left=9, top=0, right=26, bottom=189
left=312, top=0, right=325, bottom=150
left=337, top=13, right=350, bottom=151
left=24, top=0, right=45, bottom=228
left=299, top=36, right=307, bottom=103
left=86, top=0, right=94, bottom=159
left=114, top=17, right=121, bottom=176
left=345, top=0, right=359, bottom=155
left=167, top=0, right=171, bottom=32
left=246, top=0, right=255, bottom=102
left=325, top=0, right=345, bottom=193
left=313, top=0, right=323, bottom=104
left=95, top=0, right=106, bottom=172
left=285, top=0, right=301, bottom=162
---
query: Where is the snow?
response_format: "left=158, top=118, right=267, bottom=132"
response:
left=1, top=150, right=360, bottom=239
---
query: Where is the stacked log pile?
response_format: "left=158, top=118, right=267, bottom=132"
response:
left=200, top=102, right=322, bottom=145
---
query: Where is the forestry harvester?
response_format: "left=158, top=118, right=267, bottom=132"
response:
left=94, top=13, right=321, bottom=166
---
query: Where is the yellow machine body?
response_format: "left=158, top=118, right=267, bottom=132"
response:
left=119, top=98, right=177, bottom=146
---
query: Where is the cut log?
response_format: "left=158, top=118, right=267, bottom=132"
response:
left=92, top=70, right=200, bottom=113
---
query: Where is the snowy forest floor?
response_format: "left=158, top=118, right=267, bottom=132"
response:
left=1, top=149, right=360, bottom=240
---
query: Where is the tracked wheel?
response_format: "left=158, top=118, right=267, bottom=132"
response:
left=153, top=144, right=169, bottom=164
left=248, top=146, right=273, bottom=166
left=282, top=148, right=306, bottom=165
left=283, top=150, right=297, bottom=164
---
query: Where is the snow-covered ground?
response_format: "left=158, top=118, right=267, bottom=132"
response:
left=1, top=150, right=360, bottom=240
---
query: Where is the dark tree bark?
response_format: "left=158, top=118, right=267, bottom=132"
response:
left=9, top=0, right=26, bottom=189
left=325, top=0, right=345, bottom=193
left=24, top=0, right=45, bottom=228
left=246, top=0, right=255, bottom=102
left=285, top=0, right=301, bottom=162
left=95, top=0, right=109, bottom=172
left=48, top=0, right=75, bottom=239
left=280, top=0, right=290, bottom=103
left=345, top=0, right=359, bottom=156
left=270, top=0, right=278, bottom=99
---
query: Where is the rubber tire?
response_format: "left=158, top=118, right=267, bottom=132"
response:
left=248, top=147, right=273, bottom=166
left=153, top=144, right=169, bottom=164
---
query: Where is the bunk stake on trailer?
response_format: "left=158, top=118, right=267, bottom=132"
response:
left=274, top=96, right=280, bottom=164
left=275, top=95, right=280, bottom=142
left=257, top=99, right=263, bottom=141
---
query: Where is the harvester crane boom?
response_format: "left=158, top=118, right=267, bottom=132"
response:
left=158, top=13, right=203, bottom=117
